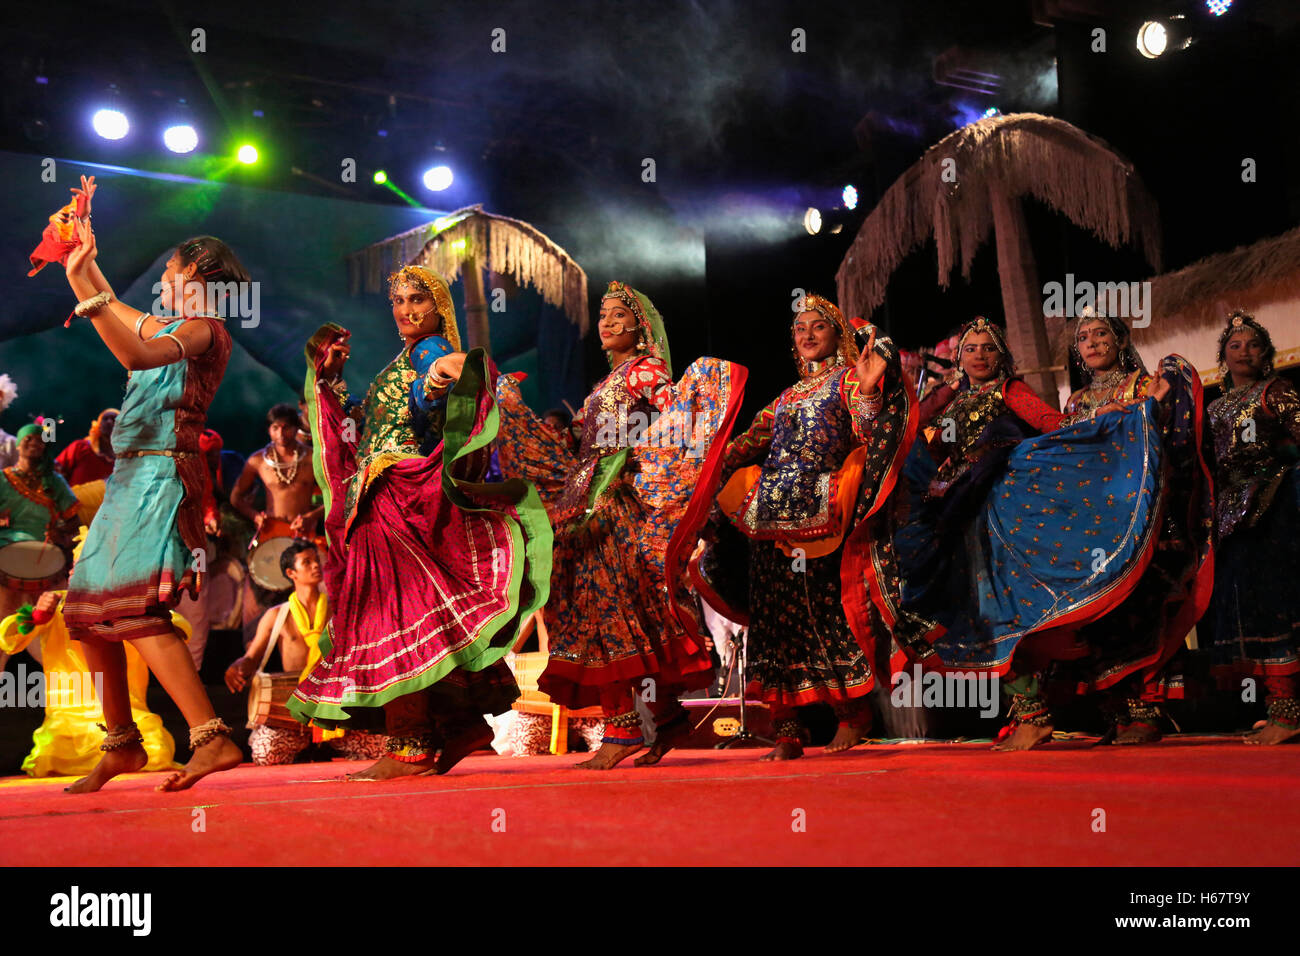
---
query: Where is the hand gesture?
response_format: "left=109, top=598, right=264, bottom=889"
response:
left=34, top=591, right=60, bottom=616
left=65, top=218, right=97, bottom=278
left=854, top=326, right=887, bottom=393
left=70, top=174, right=97, bottom=217
left=320, top=331, right=351, bottom=380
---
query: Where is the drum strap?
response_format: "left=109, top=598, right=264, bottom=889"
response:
left=257, top=602, right=292, bottom=674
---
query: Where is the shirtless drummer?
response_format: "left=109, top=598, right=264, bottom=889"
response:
left=230, top=403, right=324, bottom=643
left=231, top=402, right=322, bottom=539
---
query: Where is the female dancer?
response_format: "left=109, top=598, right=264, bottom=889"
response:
left=892, top=317, right=1064, bottom=742
left=708, top=294, right=915, bottom=760
left=59, top=175, right=245, bottom=791
left=494, top=281, right=746, bottom=769
left=898, top=310, right=1211, bottom=750
left=288, top=265, right=550, bottom=779
left=1206, top=311, right=1300, bottom=743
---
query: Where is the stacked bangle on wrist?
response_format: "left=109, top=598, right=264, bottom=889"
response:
left=73, top=290, right=113, bottom=318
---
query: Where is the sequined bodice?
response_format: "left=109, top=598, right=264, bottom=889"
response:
left=1207, top=376, right=1297, bottom=538
left=577, top=364, right=654, bottom=462
left=753, top=369, right=853, bottom=525
left=357, top=350, right=421, bottom=467
left=931, top=378, right=1009, bottom=488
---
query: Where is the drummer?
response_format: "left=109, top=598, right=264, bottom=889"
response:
left=224, top=540, right=384, bottom=765
left=53, top=408, right=118, bottom=486
left=230, top=402, right=323, bottom=539
left=0, top=422, right=80, bottom=623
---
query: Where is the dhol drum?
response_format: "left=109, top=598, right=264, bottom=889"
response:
left=248, top=517, right=295, bottom=591
left=0, top=540, right=68, bottom=592
left=246, top=671, right=303, bottom=731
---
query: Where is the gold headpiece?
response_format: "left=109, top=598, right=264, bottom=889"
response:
left=791, top=293, right=858, bottom=377
left=388, top=265, right=461, bottom=351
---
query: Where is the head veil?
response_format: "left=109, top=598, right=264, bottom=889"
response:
left=792, top=293, right=858, bottom=377
left=1070, top=306, right=1147, bottom=382
left=1216, top=310, right=1276, bottom=387
left=602, top=281, right=672, bottom=377
left=388, top=265, right=462, bottom=352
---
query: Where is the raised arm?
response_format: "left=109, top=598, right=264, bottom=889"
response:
left=65, top=219, right=212, bottom=371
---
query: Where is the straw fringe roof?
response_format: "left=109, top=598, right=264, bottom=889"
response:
left=836, top=113, right=1162, bottom=320
left=348, top=205, right=590, bottom=333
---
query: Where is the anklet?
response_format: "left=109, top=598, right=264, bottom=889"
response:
left=1009, top=693, right=1051, bottom=726
left=1126, top=699, right=1162, bottom=725
left=1266, top=697, right=1300, bottom=730
left=385, top=734, right=438, bottom=763
left=188, top=718, right=231, bottom=749
left=97, top=722, right=142, bottom=752
left=775, top=718, right=803, bottom=744
left=601, top=710, right=645, bottom=746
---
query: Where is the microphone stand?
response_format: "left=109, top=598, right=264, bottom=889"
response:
left=715, top=627, right=773, bottom=749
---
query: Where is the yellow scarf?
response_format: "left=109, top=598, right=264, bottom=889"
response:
left=289, top=591, right=342, bottom=743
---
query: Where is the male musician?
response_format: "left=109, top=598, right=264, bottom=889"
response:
left=230, top=403, right=322, bottom=538
left=225, top=540, right=383, bottom=765
left=0, top=424, right=79, bottom=625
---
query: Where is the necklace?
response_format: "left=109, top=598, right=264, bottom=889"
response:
left=1087, top=366, right=1127, bottom=393
left=265, top=443, right=302, bottom=485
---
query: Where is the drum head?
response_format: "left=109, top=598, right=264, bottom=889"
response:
left=249, top=537, right=293, bottom=591
left=0, top=541, right=67, bottom=580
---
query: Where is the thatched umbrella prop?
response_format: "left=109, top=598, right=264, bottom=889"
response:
left=348, top=204, right=589, bottom=353
left=836, top=112, right=1163, bottom=398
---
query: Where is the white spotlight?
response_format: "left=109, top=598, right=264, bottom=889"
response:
left=1137, top=21, right=1169, bottom=59
left=92, top=108, right=129, bottom=140
left=803, top=207, right=822, bottom=236
left=422, top=165, right=454, bottom=191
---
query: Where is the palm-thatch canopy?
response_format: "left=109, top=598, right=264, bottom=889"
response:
left=1133, top=224, right=1300, bottom=383
left=348, top=204, right=590, bottom=337
left=836, top=113, right=1163, bottom=399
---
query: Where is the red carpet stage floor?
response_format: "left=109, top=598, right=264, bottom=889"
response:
left=0, top=737, right=1294, bottom=866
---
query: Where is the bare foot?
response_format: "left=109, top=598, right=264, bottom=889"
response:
left=633, top=715, right=692, bottom=767
left=759, top=740, right=803, bottom=762
left=991, top=723, right=1053, bottom=751
left=1245, top=723, right=1300, bottom=745
left=66, top=743, right=147, bottom=794
left=346, top=753, right=438, bottom=781
left=157, top=736, right=243, bottom=792
left=426, top=722, right=494, bottom=775
left=575, top=740, right=642, bottom=770
left=1115, top=721, right=1161, bottom=745
left=824, top=721, right=870, bottom=754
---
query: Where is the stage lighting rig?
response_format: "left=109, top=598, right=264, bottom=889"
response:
left=1137, top=15, right=1193, bottom=59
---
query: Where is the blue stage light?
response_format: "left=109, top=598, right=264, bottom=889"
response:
left=842, top=185, right=858, bottom=210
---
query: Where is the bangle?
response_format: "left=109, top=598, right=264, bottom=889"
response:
left=73, top=291, right=113, bottom=318
left=161, top=332, right=186, bottom=360
left=134, top=312, right=152, bottom=337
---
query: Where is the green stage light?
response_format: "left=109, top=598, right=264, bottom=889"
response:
left=237, top=144, right=259, bottom=165
left=373, top=170, right=388, bottom=185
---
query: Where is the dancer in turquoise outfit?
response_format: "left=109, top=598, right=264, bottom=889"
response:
left=57, top=175, right=246, bottom=792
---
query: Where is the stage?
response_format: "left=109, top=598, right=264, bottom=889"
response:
left=0, top=736, right=1294, bottom=867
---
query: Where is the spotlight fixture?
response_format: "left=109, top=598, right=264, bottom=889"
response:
left=1137, top=16, right=1192, bottom=59
left=373, top=169, right=388, bottom=185
left=842, top=185, right=859, bottom=211
left=92, top=108, right=129, bottom=140
left=422, top=165, right=453, bottom=191
left=163, top=124, right=198, bottom=154
left=1205, top=0, right=1232, bottom=15
left=803, top=207, right=822, bottom=236
left=237, top=144, right=259, bottom=164
left=982, top=106, right=1001, bottom=119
